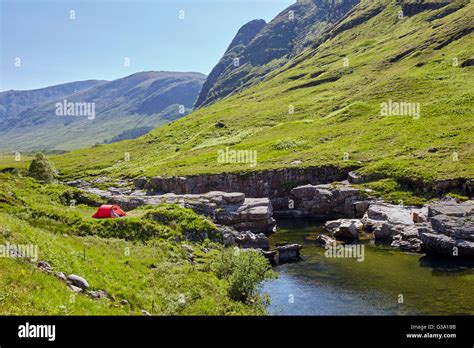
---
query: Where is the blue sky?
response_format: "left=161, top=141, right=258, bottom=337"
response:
left=0, top=0, right=293, bottom=91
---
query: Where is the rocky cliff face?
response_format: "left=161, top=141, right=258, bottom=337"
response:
left=139, top=165, right=357, bottom=203
left=194, top=0, right=360, bottom=108
left=137, top=167, right=473, bottom=211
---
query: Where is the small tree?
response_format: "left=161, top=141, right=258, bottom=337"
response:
left=28, top=152, right=58, bottom=183
left=212, top=247, right=276, bottom=303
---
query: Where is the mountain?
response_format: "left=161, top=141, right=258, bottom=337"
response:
left=0, top=71, right=206, bottom=152
left=194, top=0, right=360, bottom=108
left=48, top=0, right=473, bottom=187
left=0, top=80, right=106, bottom=120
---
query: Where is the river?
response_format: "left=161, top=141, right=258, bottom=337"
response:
left=262, top=219, right=474, bottom=315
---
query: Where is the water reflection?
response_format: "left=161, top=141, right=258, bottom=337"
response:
left=418, top=255, right=474, bottom=274
left=263, top=219, right=474, bottom=315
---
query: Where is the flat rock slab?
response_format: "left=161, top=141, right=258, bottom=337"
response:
left=428, top=199, right=473, bottom=217
left=366, top=203, right=414, bottom=225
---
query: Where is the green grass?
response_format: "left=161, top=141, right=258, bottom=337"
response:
left=0, top=174, right=274, bottom=315
left=357, top=178, right=431, bottom=206
left=43, top=0, right=472, bottom=189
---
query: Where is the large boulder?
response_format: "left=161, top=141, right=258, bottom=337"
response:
left=213, top=197, right=276, bottom=233
left=420, top=233, right=474, bottom=258
left=67, top=274, right=89, bottom=290
left=234, top=231, right=270, bottom=250
left=325, top=219, right=363, bottom=241
left=363, top=202, right=416, bottom=241
left=420, top=198, right=474, bottom=258
left=333, top=221, right=360, bottom=241
left=390, top=226, right=423, bottom=253
left=276, top=244, right=302, bottom=263
left=366, top=202, right=413, bottom=225
left=289, top=182, right=369, bottom=219
left=430, top=214, right=474, bottom=241
left=315, top=234, right=336, bottom=247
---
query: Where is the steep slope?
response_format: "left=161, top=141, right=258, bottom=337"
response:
left=43, top=0, right=473, bottom=187
left=194, top=0, right=360, bottom=108
left=0, top=80, right=106, bottom=120
left=0, top=71, right=206, bottom=152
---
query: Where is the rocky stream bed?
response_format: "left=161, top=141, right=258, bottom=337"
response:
left=68, top=174, right=474, bottom=262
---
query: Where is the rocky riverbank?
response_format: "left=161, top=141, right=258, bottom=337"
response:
left=69, top=181, right=301, bottom=264
left=317, top=196, right=473, bottom=258
left=69, top=176, right=473, bottom=260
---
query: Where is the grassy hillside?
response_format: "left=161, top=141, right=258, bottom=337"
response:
left=0, top=174, right=274, bottom=315
left=10, top=0, right=473, bottom=186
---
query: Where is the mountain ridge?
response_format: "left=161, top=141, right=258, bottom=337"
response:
left=0, top=71, right=206, bottom=152
left=194, top=0, right=361, bottom=108
left=0, top=80, right=107, bottom=121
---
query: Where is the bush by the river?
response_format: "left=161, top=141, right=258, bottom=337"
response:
left=212, top=247, right=276, bottom=303
left=27, top=153, right=58, bottom=183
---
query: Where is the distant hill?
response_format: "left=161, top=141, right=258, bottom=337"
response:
left=0, top=80, right=106, bottom=120
left=0, top=71, right=206, bottom=152
left=194, top=0, right=360, bottom=108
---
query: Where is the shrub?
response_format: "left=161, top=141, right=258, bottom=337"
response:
left=28, top=153, right=58, bottom=183
left=145, top=204, right=221, bottom=242
left=73, top=218, right=174, bottom=242
left=59, top=188, right=103, bottom=207
left=212, top=247, right=275, bottom=303
left=271, top=138, right=307, bottom=150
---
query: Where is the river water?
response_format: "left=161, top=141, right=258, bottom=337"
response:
left=262, top=219, right=474, bottom=315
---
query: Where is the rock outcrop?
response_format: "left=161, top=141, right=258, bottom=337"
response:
left=363, top=198, right=474, bottom=257
left=276, top=244, right=302, bottom=263
left=139, top=166, right=355, bottom=201
left=315, top=234, right=336, bottom=247
left=233, top=231, right=270, bottom=250
left=283, top=182, right=369, bottom=219
left=67, top=274, right=90, bottom=290
left=363, top=202, right=415, bottom=240
left=400, top=0, right=450, bottom=17
left=324, top=218, right=364, bottom=241
left=362, top=201, right=426, bottom=252
left=84, top=187, right=276, bottom=234
left=420, top=198, right=474, bottom=257
left=130, top=169, right=472, bottom=204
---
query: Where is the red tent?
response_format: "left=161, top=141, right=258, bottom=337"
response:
left=92, top=205, right=127, bottom=219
